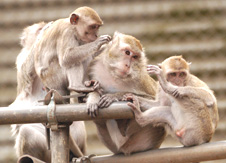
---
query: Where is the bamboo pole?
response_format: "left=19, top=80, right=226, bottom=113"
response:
left=0, top=102, right=133, bottom=125
left=50, top=125, right=69, bottom=163
left=89, top=141, right=226, bottom=163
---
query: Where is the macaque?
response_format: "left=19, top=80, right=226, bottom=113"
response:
left=126, top=56, right=219, bottom=146
left=10, top=22, right=86, bottom=162
left=86, top=32, right=166, bottom=155
left=13, top=22, right=47, bottom=106
left=34, top=6, right=111, bottom=97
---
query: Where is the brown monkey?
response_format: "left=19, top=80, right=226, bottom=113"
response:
left=34, top=6, right=111, bottom=97
left=10, top=22, right=86, bottom=162
left=126, top=56, right=219, bottom=146
left=14, top=22, right=47, bottom=106
left=86, top=32, right=166, bottom=155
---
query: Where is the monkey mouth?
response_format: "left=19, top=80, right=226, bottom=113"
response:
left=116, top=70, right=130, bottom=78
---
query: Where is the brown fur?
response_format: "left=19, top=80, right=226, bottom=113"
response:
left=128, top=56, right=219, bottom=147
left=16, top=22, right=46, bottom=97
left=72, top=6, right=103, bottom=25
left=34, top=6, right=111, bottom=96
left=10, top=7, right=109, bottom=161
left=86, top=32, right=166, bottom=155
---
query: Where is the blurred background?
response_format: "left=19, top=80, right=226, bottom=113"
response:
left=0, top=0, right=226, bottom=162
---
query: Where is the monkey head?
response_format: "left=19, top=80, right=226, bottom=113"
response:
left=159, top=56, right=190, bottom=86
left=105, top=31, right=146, bottom=79
left=70, top=6, right=103, bottom=43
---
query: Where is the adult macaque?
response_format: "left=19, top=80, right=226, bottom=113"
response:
left=10, top=22, right=86, bottom=162
left=13, top=22, right=47, bottom=106
left=126, top=56, right=219, bottom=146
left=34, top=6, right=111, bottom=96
left=86, top=32, right=166, bottom=155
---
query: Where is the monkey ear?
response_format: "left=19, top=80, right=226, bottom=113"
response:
left=112, top=31, right=120, bottom=46
left=70, top=14, right=79, bottom=25
left=187, top=62, right=192, bottom=65
left=113, top=31, right=121, bottom=38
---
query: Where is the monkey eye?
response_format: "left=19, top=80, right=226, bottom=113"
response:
left=125, top=50, right=131, bottom=55
left=90, top=25, right=98, bottom=29
left=169, top=72, right=176, bottom=77
left=132, top=55, right=138, bottom=59
left=179, top=72, right=186, bottom=77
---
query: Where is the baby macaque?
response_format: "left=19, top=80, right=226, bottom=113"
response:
left=126, top=56, right=219, bottom=146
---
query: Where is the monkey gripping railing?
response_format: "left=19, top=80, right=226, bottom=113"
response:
left=0, top=95, right=226, bottom=163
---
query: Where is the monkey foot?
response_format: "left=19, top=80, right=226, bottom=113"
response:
left=72, top=154, right=96, bottom=163
left=68, top=86, right=94, bottom=93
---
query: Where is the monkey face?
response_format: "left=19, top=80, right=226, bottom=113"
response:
left=70, top=7, right=103, bottom=43
left=166, top=71, right=187, bottom=86
left=107, top=32, right=144, bottom=79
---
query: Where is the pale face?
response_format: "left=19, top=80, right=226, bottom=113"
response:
left=77, top=17, right=101, bottom=43
left=166, top=70, right=187, bottom=86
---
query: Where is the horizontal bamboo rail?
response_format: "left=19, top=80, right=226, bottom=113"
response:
left=89, top=141, right=226, bottom=163
left=0, top=102, right=133, bottom=124
left=1, top=102, right=226, bottom=162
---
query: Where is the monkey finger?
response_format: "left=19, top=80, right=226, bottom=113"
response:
left=172, top=90, right=180, bottom=98
left=99, top=35, right=111, bottom=43
left=103, top=100, right=113, bottom=108
left=84, top=81, right=91, bottom=87
left=147, top=69, right=157, bottom=75
left=99, top=99, right=110, bottom=108
left=90, top=106, right=96, bottom=118
left=100, top=95, right=110, bottom=102
left=147, top=65, right=159, bottom=69
left=87, top=107, right=91, bottom=116
left=93, top=106, right=99, bottom=117
left=93, top=82, right=100, bottom=90
left=98, top=96, right=107, bottom=105
left=103, top=99, right=114, bottom=108
left=124, top=96, right=134, bottom=102
left=127, top=102, right=139, bottom=112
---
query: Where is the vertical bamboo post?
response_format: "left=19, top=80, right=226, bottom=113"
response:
left=50, top=124, right=69, bottom=163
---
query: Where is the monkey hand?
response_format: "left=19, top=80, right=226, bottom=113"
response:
left=96, top=35, right=112, bottom=50
left=124, top=94, right=142, bottom=116
left=147, top=65, right=162, bottom=76
left=98, top=93, right=119, bottom=108
left=84, top=80, right=104, bottom=95
left=87, top=102, right=99, bottom=117
left=84, top=80, right=100, bottom=90
left=122, top=93, right=134, bottom=102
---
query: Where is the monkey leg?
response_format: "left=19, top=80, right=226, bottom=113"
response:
left=106, top=119, right=129, bottom=150
left=67, top=66, right=95, bottom=93
left=15, top=124, right=51, bottom=163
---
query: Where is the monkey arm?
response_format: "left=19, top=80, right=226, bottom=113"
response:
left=58, top=35, right=110, bottom=68
left=177, top=86, right=214, bottom=99
left=87, top=91, right=101, bottom=117
left=59, top=42, right=98, bottom=68
left=168, top=86, right=216, bottom=107
left=92, top=44, right=106, bottom=58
